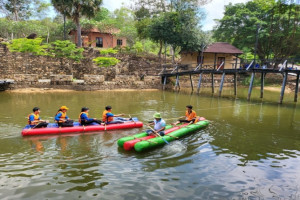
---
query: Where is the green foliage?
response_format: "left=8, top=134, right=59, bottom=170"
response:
left=93, top=57, right=120, bottom=67
left=49, top=40, right=83, bottom=61
left=241, top=76, right=261, bottom=86
left=131, top=41, right=143, bottom=54
left=213, top=0, right=300, bottom=61
left=100, top=48, right=118, bottom=55
left=6, top=37, right=48, bottom=55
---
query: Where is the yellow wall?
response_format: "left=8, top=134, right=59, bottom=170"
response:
left=181, top=52, right=240, bottom=69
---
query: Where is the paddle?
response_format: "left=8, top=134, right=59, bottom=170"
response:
left=147, top=125, right=169, bottom=145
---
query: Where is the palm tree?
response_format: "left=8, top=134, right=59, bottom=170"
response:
left=51, top=0, right=102, bottom=47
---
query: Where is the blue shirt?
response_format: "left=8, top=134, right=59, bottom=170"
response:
left=55, top=112, right=69, bottom=122
left=80, top=113, right=93, bottom=121
left=29, top=114, right=40, bottom=123
left=154, top=119, right=166, bottom=131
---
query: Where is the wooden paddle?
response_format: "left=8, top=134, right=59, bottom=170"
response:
left=147, top=125, right=169, bottom=145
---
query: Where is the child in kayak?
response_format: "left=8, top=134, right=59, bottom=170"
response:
left=79, top=107, right=102, bottom=126
left=146, top=113, right=166, bottom=136
left=55, top=106, right=74, bottom=127
left=27, top=107, right=49, bottom=128
left=102, top=105, right=131, bottom=124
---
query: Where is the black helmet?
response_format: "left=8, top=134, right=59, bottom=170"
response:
left=33, top=107, right=40, bottom=112
left=81, top=107, right=89, bottom=112
left=186, top=105, right=193, bottom=109
left=105, top=105, right=112, bottom=110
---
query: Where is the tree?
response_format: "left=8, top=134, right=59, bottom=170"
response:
left=51, top=0, right=103, bottom=47
left=213, top=0, right=300, bottom=63
left=0, top=0, right=31, bottom=21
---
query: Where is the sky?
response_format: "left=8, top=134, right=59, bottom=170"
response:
left=102, top=0, right=250, bottom=31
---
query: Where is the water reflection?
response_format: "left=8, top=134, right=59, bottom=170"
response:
left=0, top=90, right=300, bottom=199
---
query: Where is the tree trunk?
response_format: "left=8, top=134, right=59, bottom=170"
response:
left=63, top=11, right=66, bottom=40
left=76, top=20, right=82, bottom=47
left=158, top=40, right=163, bottom=59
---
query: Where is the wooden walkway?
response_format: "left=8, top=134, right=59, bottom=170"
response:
left=161, top=66, right=300, bottom=104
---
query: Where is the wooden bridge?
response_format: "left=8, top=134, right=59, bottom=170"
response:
left=160, top=60, right=300, bottom=104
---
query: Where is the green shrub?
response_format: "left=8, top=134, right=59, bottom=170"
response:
left=49, top=40, right=83, bottom=62
left=100, top=48, right=118, bottom=55
left=6, top=38, right=48, bottom=55
left=93, top=57, right=120, bottom=67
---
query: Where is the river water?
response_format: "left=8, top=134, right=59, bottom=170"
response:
left=0, top=88, right=299, bottom=199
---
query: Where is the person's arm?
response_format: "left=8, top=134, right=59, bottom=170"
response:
left=114, top=113, right=124, bottom=117
left=55, top=113, right=62, bottom=122
left=29, top=115, right=38, bottom=125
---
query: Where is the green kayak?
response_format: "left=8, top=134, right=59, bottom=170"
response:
left=117, top=125, right=173, bottom=148
left=134, top=120, right=209, bottom=152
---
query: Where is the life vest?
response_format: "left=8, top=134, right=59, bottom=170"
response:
left=78, top=112, right=88, bottom=123
left=56, top=111, right=67, bottom=122
left=28, top=113, right=40, bottom=125
left=185, top=110, right=197, bottom=121
left=102, top=110, right=113, bottom=123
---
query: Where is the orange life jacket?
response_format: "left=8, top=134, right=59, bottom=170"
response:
left=185, top=110, right=197, bottom=121
left=56, top=111, right=67, bottom=122
left=78, top=112, right=88, bottom=123
left=28, top=113, right=40, bottom=125
left=102, top=110, right=113, bottom=123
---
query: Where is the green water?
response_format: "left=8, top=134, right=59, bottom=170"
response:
left=0, top=88, right=299, bottom=199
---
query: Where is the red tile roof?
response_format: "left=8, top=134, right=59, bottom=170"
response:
left=204, top=42, right=243, bottom=54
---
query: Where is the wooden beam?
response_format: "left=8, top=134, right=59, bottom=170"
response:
left=260, top=72, right=265, bottom=98
left=211, top=73, right=215, bottom=94
left=247, top=72, right=255, bottom=101
left=279, top=72, right=288, bottom=104
left=234, top=73, right=237, bottom=96
left=219, top=72, right=226, bottom=97
left=189, top=74, right=194, bottom=92
left=294, top=73, right=300, bottom=102
left=197, top=73, right=203, bottom=93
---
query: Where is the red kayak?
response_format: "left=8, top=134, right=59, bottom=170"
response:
left=123, top=123, right=189, bottom=151
left=22, top=120, right=143, bottom=136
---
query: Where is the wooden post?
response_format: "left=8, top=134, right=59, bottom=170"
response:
left=279, top=72, right=288, bottom=104
left=175, top=75, right=180, bottom=91
left=211, top=73, right=215, bottom=94
left=189, top=74, right=194, bottom=92
left=260, top=72, right=265, bottom=98
left=234, top=73, right=237, bottom=96
left=247, top=72, right=255, bottom=101
left=219, top=72, right=226, bottom=97
left=163, top=76, right=167, bottom=90
left=294, top=73, right=300, bottom=102
left=212, top=53, right=217, bottom=94
left=197, top=73, right=203, bottom=93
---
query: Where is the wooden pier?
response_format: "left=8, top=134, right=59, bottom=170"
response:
left=160, top=64, right=300, bottom=104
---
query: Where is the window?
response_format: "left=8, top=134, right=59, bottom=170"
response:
left=117, top=39, right=123, bottom=46
left=96, top=37, right=103, bottom=48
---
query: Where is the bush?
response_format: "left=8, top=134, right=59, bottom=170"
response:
left=6, top=38, right=48, bottom=55
left=100, top=48, right=118, bottom=55
left=93, top=57, right=120, bottom=67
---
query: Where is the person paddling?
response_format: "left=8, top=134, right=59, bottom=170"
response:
left=28, top=107, right=48, bottom=128
left=102, top=105, right=130, bottom=124
left=146, top=113, right=166, bottom=136
left=79, top=107, right=102, bottom=126
left=55, top=106, right=73, bottom=127
left=172, top=105, right=197, bottom=126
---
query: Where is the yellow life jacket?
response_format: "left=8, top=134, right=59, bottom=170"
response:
left=102, top=110, right=113, bottom=123
left=56, top=111, right=67, bottom=122
left=78, top=112, right=88, bottom=123
left=28, top=113, right=39, bottom=125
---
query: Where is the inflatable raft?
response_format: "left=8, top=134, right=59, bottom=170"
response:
left=117, top=119, right=209, bottom=152
left=22, top=118, right=143, bottom=136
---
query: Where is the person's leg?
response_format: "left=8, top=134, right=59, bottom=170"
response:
left=146, top=129, right=154, bottom=136
left=33, top=122, right=48, bottom=128
left=108, top=120, right=124, bottom=124
left=114, top=117, right=128, bottom=121
left=158, top=131, right=165, bottom=136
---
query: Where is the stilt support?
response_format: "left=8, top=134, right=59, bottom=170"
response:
left=163, top=76, right=167, bottom=90
left=279, top=72, right=288, bottom=104
left=260, top=72, right=265, bottom=98
left=189, top=74, right=194, bottom=92
left=294, top=73, right=300, bottom=102
left=219, top=72, right=226, bottom=97
left=247, top=72, right=255, bottom=101
left=211, top=73, right=214, bottom=94
left=234, top=73, right=237, bottom=96
left=197, top=73, right=203, bottom=93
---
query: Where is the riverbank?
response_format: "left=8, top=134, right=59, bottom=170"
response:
left=6, top=88, right=160, bottom=93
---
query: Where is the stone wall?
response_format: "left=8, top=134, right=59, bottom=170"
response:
left=0, top=42, right=164, bottom=90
